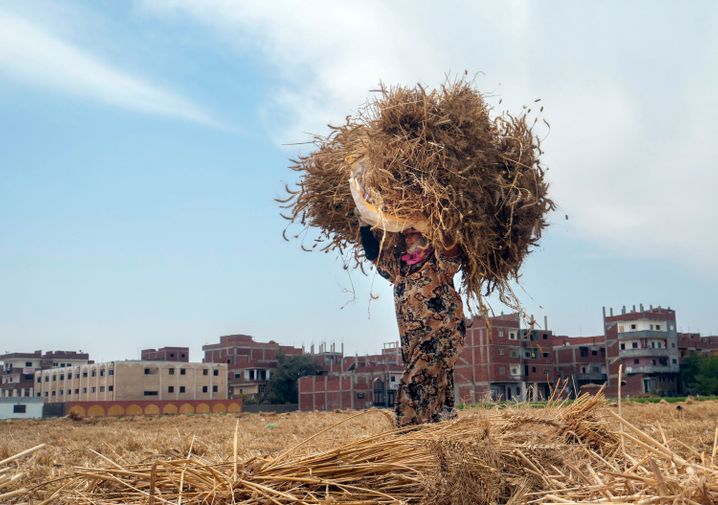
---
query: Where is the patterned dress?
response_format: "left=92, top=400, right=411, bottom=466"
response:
left=372, top=245, right=466, bottom=427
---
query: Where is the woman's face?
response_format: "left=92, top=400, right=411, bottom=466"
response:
left=403, top=231, right=422, bottom=249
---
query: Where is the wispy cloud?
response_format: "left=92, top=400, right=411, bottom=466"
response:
left=0, top=9, right=219, bottom=127
left=141, top=0, right=718, bottom=278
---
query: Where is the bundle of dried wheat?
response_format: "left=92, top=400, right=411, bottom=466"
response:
left=32, top=392, right=718, bottom=504
left=0, top=444, right=44, bottom=503
left=279, top=78, right=554, bottom=312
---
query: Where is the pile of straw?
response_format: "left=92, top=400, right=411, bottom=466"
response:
left=31, top=393, right=718, bottom=504
left=279, top=78, right=555, bottom=311
left=0, top=443, right=44, bottom=503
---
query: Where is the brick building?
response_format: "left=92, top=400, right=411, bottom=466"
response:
left=202, top=334, right=304, bottom=399
left=0, top=350, right=90, bottom=398
left=298, top=343, right=403, bottom=411
left=141, top=347, right=190, bottom=361
left=36, top=361, right=227, bottom=402
left=677, top=332, right=718, bottom=358
left=603, top=305, right=681, bottom=396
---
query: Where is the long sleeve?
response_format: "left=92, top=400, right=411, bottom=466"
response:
left=360, top=226, right=380, bottom=261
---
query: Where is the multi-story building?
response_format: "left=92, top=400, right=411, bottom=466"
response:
left=298, top=343, right=403, bottom=411
left=677, top=332, right=718, bottom=358
left=36, top=361, right=227, bottom=402
left=203, top=334, right=303, bottom=398
left=141, top=347, right=190, bottom=362
left=0, top=350, right=90, bottom=398
left=603, top=305, right=681, bottom=396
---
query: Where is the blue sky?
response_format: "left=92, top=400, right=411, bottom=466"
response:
left=1, top=1, right=716, bottom=362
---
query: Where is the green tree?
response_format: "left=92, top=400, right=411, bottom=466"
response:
left=681, top=354, right=718, bottom=395
left=267, top=353, right=323, bottom=404
left=680, top=354, right=700, bottom=393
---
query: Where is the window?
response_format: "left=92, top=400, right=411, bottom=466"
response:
left=542, top=333, right=548, bottom=340
left=13, top=404, right=26, bottom=414
left=498, top=330, right=505, bottom=337
left=181, top=353, right=186, bottom=359
left=531, top=367, right=536, bottom=373
left=509, top=331, right=516, bottom=339
left=179, top=386, right=186, bottom=393
left=591, top=350, right=598, bottom=356
left=498, top=348, right=505, bottom=356
left=498, top=366, right=506, bottom=375
left=620, top=343, right=625, bottom=350
left=143, top=391, right=158, bottom=396
left=25, top=361, right=32, bottom=367
left=91, top=370, right=96, bottom=377
left=202, top=386, right=208, bottom=393
left=82, top=387, right=87, bottom=393
left=52, top=375, right=56, bottom=382
left=212, top=385, right=218, bottom=393
left=99, top=386, right=105, bottom=392
left=180, top=368, right=186, bottom=375
left=108, top=385, right=113, bottom=392
left=60, top=374, right=64, bottom=380
left=168, top=386, right=175, bottom=393
left=44, top=376, right=49, bottom=382
left=168, top=368, right=175, bottom=375
left=75, top=373, right=80, bottom=379
left=633, top=359, right=639, bottom=364
left=100, top=370, right=105, bottom=377
left=213, top=369, right=219, bottom=377
left=630, top=324, right=637, bottom=330
left=91, top=387, right=96, bottom=393
left=82, top=371, right=88, bottom=378
left=656, top=325, right=661, bottom=331
left=74, top=388, right=79, bottom=394
left=51, top=391, right=56, bottom=396
left=672, top=358, right=677, bottom=364
left=202, top=369, right=208, bottom=376
left=108, top=369, right=114, bottom=376
left=144, top=368, right=158, bottom=375
left=543, top=352, right=549, bottom=358
left=36, top=377, right=41, bottom=383
left=632, top=342, right=638, bottom=349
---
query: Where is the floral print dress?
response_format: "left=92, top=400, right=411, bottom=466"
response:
left=373, top=247, right=466, bottom=427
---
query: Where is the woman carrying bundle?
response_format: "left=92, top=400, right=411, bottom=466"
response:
left=358, top=221, right=466, bottom=427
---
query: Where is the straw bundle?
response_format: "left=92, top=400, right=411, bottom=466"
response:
left=32, top=393, right=718, bottom=504
left=0, top=443, right=44, bottom=502
left=279, top=79, right=555, bottom=311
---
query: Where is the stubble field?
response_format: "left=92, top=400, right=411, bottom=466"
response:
left=1, top=399, right=717, bottom=503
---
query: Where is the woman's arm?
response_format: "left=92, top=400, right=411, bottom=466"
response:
left=360, top=225, right=380, bottom=261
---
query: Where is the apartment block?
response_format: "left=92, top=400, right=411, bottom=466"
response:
left=203, top=334, right=303, bottom=398
left=141, top=347, right=190, bottom=362
left=603, top=305, right=680, bottom=396
left=0, top=350, right=90, bottom=398
left=36, top=361, right=227, bottom=403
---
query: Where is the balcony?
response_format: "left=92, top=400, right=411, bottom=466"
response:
left=575, top=372, right=606, bottom=382
left=624, top=365, right=679, bottom=375
left=617, top=330, right=671, bottom=340
left=619, top=348, right=676, bottom=358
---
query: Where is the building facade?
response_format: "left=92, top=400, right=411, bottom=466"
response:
left=0, top=350, right=90, bottom=398
left=603, top=305, right=681, bottom=396
left=141, top=347, right=190, bottom=362
left=0, top=398, right=45, bottom=420
left=203, top=334, right=304, bottom=398
left=36, top=361, right=228, bottom=402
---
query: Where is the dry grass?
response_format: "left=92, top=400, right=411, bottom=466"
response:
left=278, top=78, right=555, bottom=314
left=1, top=398, right=717, bottom=503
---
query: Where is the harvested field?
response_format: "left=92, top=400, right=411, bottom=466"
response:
left=1, top=398, right=717, bottom=503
